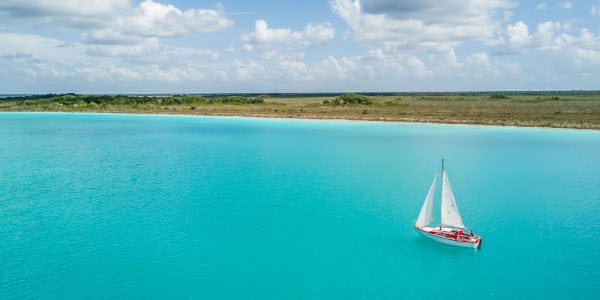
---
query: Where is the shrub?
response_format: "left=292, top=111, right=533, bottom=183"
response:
left=324, top=93, right=372, bottom=106
left=338, top=93, right=372, bottom=105
left=489, top=94, right=510, bottom=100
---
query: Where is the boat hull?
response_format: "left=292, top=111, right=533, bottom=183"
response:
left=415, top=226, right=481, bottom=249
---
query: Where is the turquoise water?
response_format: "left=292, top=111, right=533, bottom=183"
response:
left=1, top=113, right=599, bottom=299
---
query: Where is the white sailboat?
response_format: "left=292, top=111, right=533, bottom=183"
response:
left=414, top=159, right=482, bottom=249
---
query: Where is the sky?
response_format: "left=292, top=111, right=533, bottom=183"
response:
left=0, top=0, right=599, bottom=93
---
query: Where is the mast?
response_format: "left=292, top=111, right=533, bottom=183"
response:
left=441, top=158, right=444, bottom=174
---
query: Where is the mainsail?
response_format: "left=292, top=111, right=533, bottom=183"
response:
left=415, top=173, right=437, bottom=227
left=441, top=171, right=465, bottom=228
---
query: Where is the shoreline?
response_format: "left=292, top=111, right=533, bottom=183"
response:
left=2, top=110, right=599, bottom=133
left=3, top=94, right=599, bottom=131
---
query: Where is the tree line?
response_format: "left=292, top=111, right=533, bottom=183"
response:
left=4, top=94, right=267, bottom=106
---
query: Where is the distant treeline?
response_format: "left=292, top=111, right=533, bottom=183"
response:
left=3, top=94, right=267, bottom=105
left=148, top=91, right=600, bottom=97
left=3, top=91, right=600, bottom=101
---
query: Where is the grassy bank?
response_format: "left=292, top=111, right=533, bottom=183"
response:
left=2, top=93, right=600, bottom=129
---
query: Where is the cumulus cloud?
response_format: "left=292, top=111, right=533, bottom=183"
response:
left=83, top=1, right=233, bottom=44
left=536, top=25, right=600, bottom=67
left=331, top=0, right=515, bottom=52
left=0, top=0, right=128, bottom=26
left=493, top=20, right=600, bottom=68
left=0, top=31, right=535, bottom=92
left=0, top=0, right=233, bottom=44
left=0, top=31, right=220, bottom=87
left=242, top=20, right=335, bottom=49
left=0, top=32, right=86, bottom=63
left=77, top=63, right=206, bottom=82
left=279, top=60, right=309, bottom=80
left=307, top=49, right=521, bottom=91
left=462, top=53, right=497, bottom=81
left=84, top=38, right=219, bottom=63
left=233, top=59, right=266, bottom=80
left=0, top=0, right=232, bottom=87
left=1, top=0, right=599, bottom=92
left=505, top=21, right=532, bottom=52
left=360, top=0, right=512, bottom=25
left=0, top=33, right=88, bottom=85
left=0, top=30, right=565, bottom=92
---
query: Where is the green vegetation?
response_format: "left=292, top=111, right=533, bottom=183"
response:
left=4, top=94, right=265, bottom=106
left=2, top=92, right=600, bottom=129
left=489, top=94, right=510, bottom=100
left=324, top=93, right=372, bottom=106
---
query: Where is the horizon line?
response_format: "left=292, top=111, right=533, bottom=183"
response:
left=2, top=90, right=600, bottom=96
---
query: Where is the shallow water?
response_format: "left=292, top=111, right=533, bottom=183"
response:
left=1, top=113, right=599, bottom=299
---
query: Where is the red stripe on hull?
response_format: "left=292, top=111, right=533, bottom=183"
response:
left=414, top=226, right=481, bottom=249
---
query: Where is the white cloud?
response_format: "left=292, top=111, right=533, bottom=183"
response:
left=85, top=38, right=162, bottom=57
left=242, top=20, right=335, bottom=49
left=233, top=59, right=266, bottom=80
left=406, top=56, right=433, bottom=79
left=78, top=64, right=206, bottom=82
left=0, top=0, right=233, bottom=44
left=0, top=30, right=565, bottom=92
left=0, top=0, right=231, bottom=86
left=535, top=21, right=568, bottom=50
left=306, top=48, right=521, bottom=91
left=0, top=32, right=220, bottom=85
left=331, top=0, right=515, bottom=52
left=462, top=52, right=518, bottom=81
left=0, top=0, right=128, bottom=22
left=1, top=0, right=599, bottom=92
left=82, top=1, right=233, bottom=44
left=429, top=48, right=463, bottom=73
left=0, top=33, right=87, bottom=83
left=3, top=30, right=522, bottom=91
left=493, top=20, right=600, bottom=68
left=122, top=1, right=232, bottom=38
left=534, top=22, right=600, bottom=54
left=279, top=60, right=309, bottom=80
left=78, top=64, right=144, bottom=82
left=0, top=32, right=86, bottom=63
left=506, top=21, right=532, bottom=51
left=317, top=56, right=361, bottom=79
left=465, top=52, right=493, bottom=73
left=85, top=38, right=219, bottom=64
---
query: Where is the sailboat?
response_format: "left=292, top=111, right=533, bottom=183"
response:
left=414, top=159, right=482, bottom=248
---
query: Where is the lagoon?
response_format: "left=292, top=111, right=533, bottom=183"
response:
left=1, top=113, right=599, bottom=298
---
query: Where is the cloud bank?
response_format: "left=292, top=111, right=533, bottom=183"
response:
left=0, top=0, right=599, bottom=92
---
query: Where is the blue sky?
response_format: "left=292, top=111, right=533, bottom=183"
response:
left=0, top=0, right=599, bottom=93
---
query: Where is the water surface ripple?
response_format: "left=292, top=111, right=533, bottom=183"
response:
left=1, top=113, right=599, bottom=298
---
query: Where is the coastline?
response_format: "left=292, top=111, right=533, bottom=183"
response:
left=3, top=94, right=599, bottom=131
left=2, top=110, right=599, bottom=133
